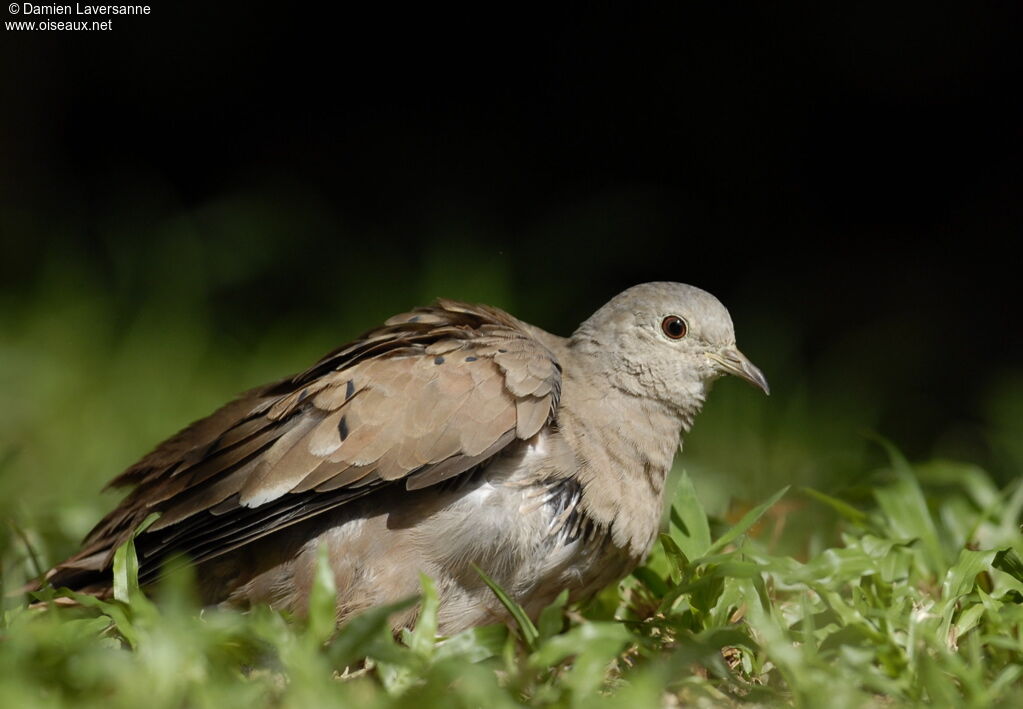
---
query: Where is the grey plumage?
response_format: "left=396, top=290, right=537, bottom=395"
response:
left=42, top=282, right=768, bottom=634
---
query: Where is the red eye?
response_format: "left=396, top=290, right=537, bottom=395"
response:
left=661, top=315, right=688, bottom=339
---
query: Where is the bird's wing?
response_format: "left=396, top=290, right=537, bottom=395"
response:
left=47, top=300, right=562, bottom=587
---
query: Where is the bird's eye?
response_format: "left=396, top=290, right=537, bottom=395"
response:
left=661, top=315, right=688, bottom=340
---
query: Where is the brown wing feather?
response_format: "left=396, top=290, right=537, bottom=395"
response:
left=45, top=300, right=561, bottom=591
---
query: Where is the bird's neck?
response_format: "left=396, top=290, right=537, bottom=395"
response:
left=566, top=341, right=711, bottom=433
left=553, top=360, right=691, bottom=559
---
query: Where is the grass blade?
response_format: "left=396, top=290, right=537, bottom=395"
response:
left=112, top=512, right=160, bottom=604
left=704, top=486, right=789, bottom=557
left=472, top=563, right=539, bottom=650
left=671, top=470, right=712, bottom=559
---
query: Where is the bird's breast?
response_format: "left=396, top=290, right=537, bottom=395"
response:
left=450, top=436, right=640, bottom=612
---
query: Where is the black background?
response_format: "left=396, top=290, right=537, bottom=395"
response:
left=2, top=3, right=1021, bottom=476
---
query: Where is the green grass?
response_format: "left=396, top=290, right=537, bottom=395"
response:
left=4, top=448, right=1023, bottom=708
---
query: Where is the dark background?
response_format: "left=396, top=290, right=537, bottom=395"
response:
left=2, top=4, right=1021, bottom=538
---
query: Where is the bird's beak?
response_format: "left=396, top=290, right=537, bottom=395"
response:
left=707, top=347, right=770, bottom=395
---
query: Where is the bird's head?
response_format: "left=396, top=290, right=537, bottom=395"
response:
left=570, top=281, right=769, bottom=417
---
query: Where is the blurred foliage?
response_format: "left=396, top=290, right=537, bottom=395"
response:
left=4, top=449, right=1023, bottom=707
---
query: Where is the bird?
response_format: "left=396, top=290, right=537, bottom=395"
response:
left=41, top=282, right=768, bottom=635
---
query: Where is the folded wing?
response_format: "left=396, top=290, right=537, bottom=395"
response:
left=47, top=300, right=562, bottom=589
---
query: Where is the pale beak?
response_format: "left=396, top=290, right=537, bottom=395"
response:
left=707, top=347, right=770, bottom=395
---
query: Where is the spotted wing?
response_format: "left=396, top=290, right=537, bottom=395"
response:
left=46, top=300, right=561, bottom=589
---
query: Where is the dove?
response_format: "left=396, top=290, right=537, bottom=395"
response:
left=42, top=282, right=768, bottom=634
